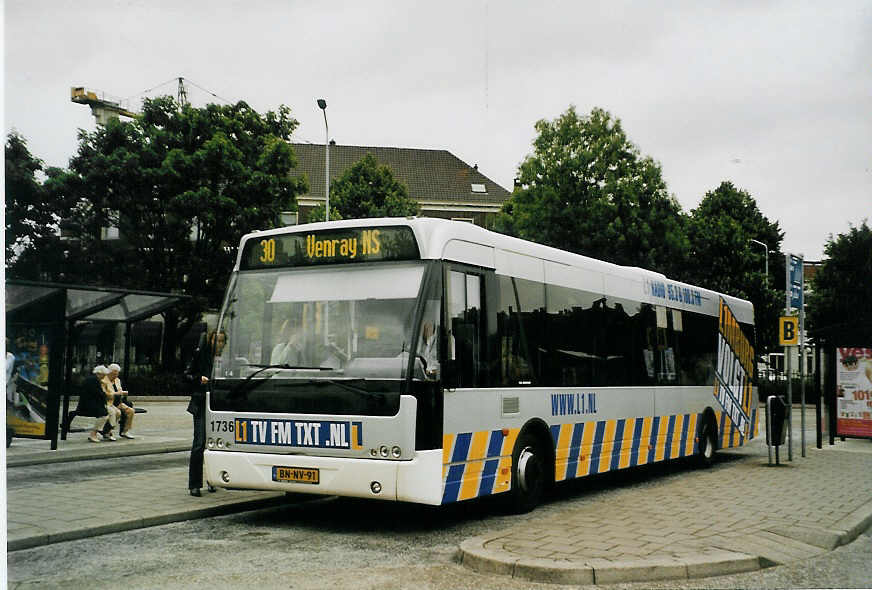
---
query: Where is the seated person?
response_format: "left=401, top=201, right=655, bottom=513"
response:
left=272, top=322, right=303, bottom=366
left=74, top=365, right=112, bottom=443
left=93, top=365, right=120, bottom=441
left=101, top=363, right=135, bottom=439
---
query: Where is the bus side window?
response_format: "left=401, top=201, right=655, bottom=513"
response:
left=496, top=275, right=533, bottom=386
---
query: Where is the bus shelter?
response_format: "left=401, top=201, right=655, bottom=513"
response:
left=5, top=280, right=188, bottom=449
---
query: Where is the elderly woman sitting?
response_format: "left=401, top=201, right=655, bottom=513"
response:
left=95, top=365, right=121, bottom=441
left=103, top=363, right=135, bottom=439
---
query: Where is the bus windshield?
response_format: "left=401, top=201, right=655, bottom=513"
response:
left=214, top=262, right=425, bottom=384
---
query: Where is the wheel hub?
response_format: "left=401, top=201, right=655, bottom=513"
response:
left=517, top=447, right=539, bottom=493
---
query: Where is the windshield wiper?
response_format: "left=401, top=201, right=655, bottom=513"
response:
left=225, top=364, right=285, bottom=399
left=247, top=363, right=335, bottom=371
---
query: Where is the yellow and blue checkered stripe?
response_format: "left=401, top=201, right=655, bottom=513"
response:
left=441, top=428, right=519, bottom=504
left=551, top=413, right=699, bottom=481
left=716, top=405, right=759, bottom=450
left=442, top=408, right=759, bottom=504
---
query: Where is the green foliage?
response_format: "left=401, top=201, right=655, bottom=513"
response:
left=306, top=203, right=344, bottom=223
left=5, top=132, right=55, bottom=267
left=807, top=221, right=872, bottom=344
left=9, top=98, right=308, bottom=365
left=328, top=153, right=419, bottom=220
left=685, top=181, right=784, bottom=353
left=495, top=106, right=688, bottom=276
left=24, top=98, right=307, bottom=305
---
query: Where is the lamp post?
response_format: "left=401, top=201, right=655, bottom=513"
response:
left=750, top=239, right=769, bottom=286
left=317, top=99, right=329, bottom=221
left=750, top=239, right=770, bottom=384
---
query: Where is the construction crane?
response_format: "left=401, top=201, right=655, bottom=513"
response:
left=70, top=87, right=138, bottom=125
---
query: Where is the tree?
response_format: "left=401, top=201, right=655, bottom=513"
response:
left=29, top=97, right=308, bottom=365
left=325, top=153, right=418, bottom=220
left=684, top=181, right=784, bottom=353
left=807, top=221, right=872, bottom=345
left=5, top=132, right=57, bottom=268
left=495, top=106, right=689, bottom=275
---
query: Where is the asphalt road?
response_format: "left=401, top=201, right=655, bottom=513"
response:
left=7, top=451, right=872, bottom=589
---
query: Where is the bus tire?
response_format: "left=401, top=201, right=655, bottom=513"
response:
left=697, top=419, right=717, bottom=468
left=507, top=431, right=547, bottom=513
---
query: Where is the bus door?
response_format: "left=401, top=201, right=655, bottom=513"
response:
left=445, top=267, right=486, bottom=389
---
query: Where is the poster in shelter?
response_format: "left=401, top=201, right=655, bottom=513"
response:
left=6, top=326, right=51, bottom=437
left=836, top=347, right=872, bottom=438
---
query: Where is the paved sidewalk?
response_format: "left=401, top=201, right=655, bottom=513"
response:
left=460, top=411, right=872, bottom=585
left=5, top=400, right=285, bottom=551
left=6, top=399, right=193, bottom=466
left=7, top=403, right=872, bottom=587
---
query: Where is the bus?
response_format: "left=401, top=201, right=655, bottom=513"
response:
left=204, top=217, right=757, bottom=512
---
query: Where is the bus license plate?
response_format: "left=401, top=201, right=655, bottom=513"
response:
left=272, top=466, right=319, bottom=485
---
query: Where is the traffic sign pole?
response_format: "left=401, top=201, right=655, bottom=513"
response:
left=785, top=254, right=793, bottom=461
left=799, top=256, right=806, bottom=458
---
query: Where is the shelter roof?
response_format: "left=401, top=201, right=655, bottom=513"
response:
left=5, top=281, right=189, bottom=323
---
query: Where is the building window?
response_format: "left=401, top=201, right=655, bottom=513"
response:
left=280, top=211, right=299, bottom=226
left=101, top=210, right=120, bottom=240
left=470, top=183, right=487, bottom=193
left=451, top=217, right=475, bottom=224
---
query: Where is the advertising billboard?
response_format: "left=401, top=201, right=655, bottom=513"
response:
left=836, top=347, right=872, bottom=439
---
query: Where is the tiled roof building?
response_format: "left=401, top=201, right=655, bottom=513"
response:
left=289, top=143, right=511, bottom=227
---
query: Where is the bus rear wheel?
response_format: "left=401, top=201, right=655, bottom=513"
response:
left=697, top=420, right=717, bottom=468
left=507, top=431, right=547, bottom=513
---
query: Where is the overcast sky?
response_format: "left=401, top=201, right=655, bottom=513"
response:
left=5, top=0, right=870, bottom=260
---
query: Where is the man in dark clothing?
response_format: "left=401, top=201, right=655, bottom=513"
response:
left=185, top=331, right=224, bottom=496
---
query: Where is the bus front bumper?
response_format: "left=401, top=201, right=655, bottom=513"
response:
left=205, top=449, right=443, bottom=505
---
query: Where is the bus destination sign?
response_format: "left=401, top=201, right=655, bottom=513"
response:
left=241, top=225, right=420, bottom=270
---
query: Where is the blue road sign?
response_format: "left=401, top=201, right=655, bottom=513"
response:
left=788, top=254, right=803, bottom=310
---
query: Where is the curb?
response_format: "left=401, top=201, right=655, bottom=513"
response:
left=6, top=442, right=191, bottom=467
left=8, top=493, right=286, bottom=552
left=459, top=536, right=760, bottom=585
left=458, top=498, right=872, bottom=585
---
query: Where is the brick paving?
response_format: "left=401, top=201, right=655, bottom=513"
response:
left=5, top=401, right=284, bottom=551
left=462, top=417, right=872, bottom=583
left=8, top=403, right=872, bottom=585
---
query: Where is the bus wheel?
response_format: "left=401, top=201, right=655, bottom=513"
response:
left=697, top=420, right=717, bottom=468
left=508, top=432, right=546, bottom=513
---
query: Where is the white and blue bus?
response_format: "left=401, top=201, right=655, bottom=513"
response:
left=205, top=217, right=757, bottom=511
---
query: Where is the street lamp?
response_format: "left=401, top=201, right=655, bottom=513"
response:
left=750, top=239, right=769, bottom=286
left=317, top=98, right=329, bottom=222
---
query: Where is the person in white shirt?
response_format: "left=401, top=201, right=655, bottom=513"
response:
left=106, top=363, right=135, bottom=439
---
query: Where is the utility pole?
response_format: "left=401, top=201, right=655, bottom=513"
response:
left=177, top=77, right=188, bottom=107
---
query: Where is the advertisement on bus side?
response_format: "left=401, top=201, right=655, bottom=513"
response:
left=713, top=298, right=754, bottom=439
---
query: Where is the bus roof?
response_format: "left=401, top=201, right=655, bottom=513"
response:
left=238, top=217, right=754, bottom=324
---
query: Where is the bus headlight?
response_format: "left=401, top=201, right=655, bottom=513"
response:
left=220, top=471, right=231, bottom=483
left=207, top=438, right=215, bottom=449
left=391, top=446, right=402, bottom=459
left=370, top=481, right=382, bottom=494
left=379, top=445, right=389, bottom=458
left=217, top=438, right=225, bottom=449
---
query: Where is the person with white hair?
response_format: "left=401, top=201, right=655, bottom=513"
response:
left=104, top=363, right=135, bottom=439
left=95, top=365, right=121, bottom=441
left=84, top=365, right=118, bottom=442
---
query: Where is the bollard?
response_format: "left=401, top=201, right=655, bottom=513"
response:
left=766, top=395, right=788, bottom=465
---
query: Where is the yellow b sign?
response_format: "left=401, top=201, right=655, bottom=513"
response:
left=779, top=316, right=799, bottom=346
